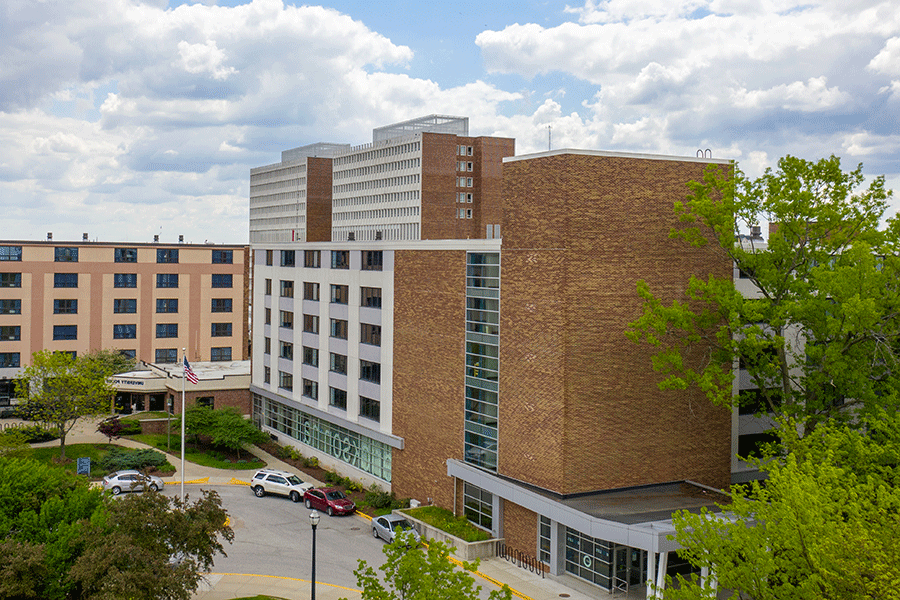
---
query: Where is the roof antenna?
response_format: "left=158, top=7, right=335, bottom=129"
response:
left=548, top=125, right=552, bottom=151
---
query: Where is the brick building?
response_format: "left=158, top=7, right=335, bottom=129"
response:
left=249, top=116, right=733, bottom=597
left=0, top=239, right=250, bottom=404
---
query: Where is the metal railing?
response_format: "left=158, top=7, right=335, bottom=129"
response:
left=496, top=542, right=545, bottom=578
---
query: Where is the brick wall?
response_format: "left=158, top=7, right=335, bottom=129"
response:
left=420, top=133, right=460, bottom=241
left=391, top=249, right=467, bottom=506
left=306, top=157, right=333, bottom=243
left=474, top=137, right=515, bottom=236
left=500, top=153, right=733, bottom=493
left=503, top=501, right=539, bottom=558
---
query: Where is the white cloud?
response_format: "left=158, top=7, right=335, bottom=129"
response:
left=730, top=77, right=851, bottom=111
left=868, top=36, right=900, bottom=76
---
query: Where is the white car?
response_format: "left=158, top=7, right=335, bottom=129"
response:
left=372, top=514, right=422, bottom=545
left=250, top=468, right=313, bottom=502
left=102, top=470, right=165, bottom=495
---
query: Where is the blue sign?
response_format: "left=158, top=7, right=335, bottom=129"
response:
left=76, top=457, right=90, bottom=475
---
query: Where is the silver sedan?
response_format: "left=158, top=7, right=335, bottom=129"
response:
left=101, top=470, right=166, bottom=495
left=372, top=514, right=422, bottom=545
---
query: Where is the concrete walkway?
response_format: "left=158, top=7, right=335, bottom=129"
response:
left=23, top=416, right=633, bottom=600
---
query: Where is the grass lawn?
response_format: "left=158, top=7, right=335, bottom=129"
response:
left=131, top=433, right=266, bottom=470
left=30, top=443, right=175, bottom=478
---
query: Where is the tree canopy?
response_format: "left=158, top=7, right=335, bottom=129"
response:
left=626, top=155, right=899, bottom=436
left=15, top=350, right=120, bottom=459
left=0, top=456, right=232, bottom=600
left=176, top=405, right=266, bottom=458
left=664, top=412, right=900, bottom=600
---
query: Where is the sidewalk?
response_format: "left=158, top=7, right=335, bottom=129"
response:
left=28, top=416, right=624, bottom=600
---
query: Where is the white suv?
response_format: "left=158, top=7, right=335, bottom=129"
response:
left=250, top=469, right=313, bottom=502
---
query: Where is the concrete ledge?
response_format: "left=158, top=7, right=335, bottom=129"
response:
left=396, top=509, right=502, bottom=561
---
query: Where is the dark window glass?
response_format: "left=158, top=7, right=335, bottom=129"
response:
left=0, top=273, right=21, bottom=288
left=330, top=284, right=348, bottom=304
left=360, top=396, right=380, bottom=422
left=360, top=323, right=381, bottom=346
left=0, top=353, right=20, bottom=368
left=302, top=346, right=318, bottom=367
left=212, top=249, right=233, bottom=264
left=156, top=323, right=178, bottom=338
left=0, top=326, right=20, bottom=341
left=360, top=360, right=381, bottom=384
left=304, top=250, right=320, bottom=268
left=303, top=314, right=319, bottom=333
left=280, top=341, right=293, bottom=360
left=211, top=347, right=232, bottom=361
left=155, top=348, right=177, bottom=363
left=302, top=379, right=318, bottom=399
left=114, top=248, right=137, bottom=263
left=113, top=324, right=136, bottom=339
left=281, top=250, right=295, bottom=267
left=304, top=282, right=319, bottom=300
left=211, top=322, right=232, bottom=337
left=53, top=299, right=78, bottom=314
left=330, top=353, right=347, bottom=374
left=263, top=366, right=270, bottom=384
left=0, top=246, right=23, bottom=261
left=53, top=325, right=77, bottom=340
left=114, top=299, right=137, bottom=313
left=264, top=337, right=271, bottom=354
left=157, top=273, right=179, bottom=288
left=0, top=299, right=21, bottom=314
left=279, top=371, right=293, bottom=390
left=361, top=250, right=383, bottom=271
left=157, top=248, right=179, bottom=263
left=329, top=387, right=347, bottom=410
left=54, top=273, right=78, bottom=288
left=265, top=250, right=273, bottom=266
left=119, top=349, right=136, bottom=359
left=331, top=250, right=349, bottom=269
left=280, top=310, right=293, bottom=329
left=361, top=287, right=382, bottom=308
left=55, top=247, right=78, bottom=262
left=212, top=274, right=232, bottom=288
left=114, top=273, right=137, bottom=288
left=211, top=298, right=232, bottom=312
left=265, top=278, right=272, bottom=295
left=280, top=280, right=294, bottom=297
left=264, top=308, right=271, bottom=325
left=156, top=298, right=178, bottom=313
left=330, top=319, right=347, bottom=339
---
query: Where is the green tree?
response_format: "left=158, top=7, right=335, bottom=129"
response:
left=664, top=411, right=900, bottom=600
left=0, top=428, right=31, bottom=459
left=15, top=350, right=115, bottom=460
left=627, top=155, right=898, bottom=436
left=176, top=405, right=266, bottom=459
left=0, top=456, right=232, bottom=600
left=80, top=348, right=137, bottom=380
left=344, top=536, right=513, bottom=600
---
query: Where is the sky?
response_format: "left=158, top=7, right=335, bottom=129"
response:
left=1, top=0, right=898, bottom=244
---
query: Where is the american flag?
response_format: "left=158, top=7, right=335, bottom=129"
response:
left=183, top=357, right=199, bottom=384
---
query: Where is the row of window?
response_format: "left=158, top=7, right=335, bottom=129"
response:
left=0, top=246, right=234, bottom=264
left=0, top=298, right=232, bottom=315
left=332, top=140, right=421, bottom=167
left=4, top=322, right=235, bottom=341
left=265, top=311, right=380, bottom=345
left=155, top=347, right=231, bottom=363
left=266, top=250, right=383, bottom=271
left=267, top=371, right=381, bottom=421
left=0, top=273, right=233, bottom=289
left=334, top=158, right=421, bottom=180
left=267, top=281, right=381, bottom=308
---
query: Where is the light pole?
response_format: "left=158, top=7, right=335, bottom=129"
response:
left=309, top=510, right=320, bottom=600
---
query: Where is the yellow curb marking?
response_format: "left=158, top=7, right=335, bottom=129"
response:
left=420, top=541, right=534, bottom=600
left=209, top=573, right=361, bottom=593
left=229, top=477, right=250, bottom=485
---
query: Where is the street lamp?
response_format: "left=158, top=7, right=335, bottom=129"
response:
left=309, top=510, right=320, bottom=600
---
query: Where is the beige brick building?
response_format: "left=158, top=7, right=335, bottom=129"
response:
left=249, top=116, right=733, bottom=597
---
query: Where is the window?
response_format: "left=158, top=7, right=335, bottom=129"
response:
left=280, top=280, right=294, bottom=297
left=0, top=299, right=21, bottom=314
left=467, top=146, right=473, bottom=156
left=279, top=371, right=293, bottom=391
left=265, top=278, right=272, bottom=295
left=0, top=246, right=22, bottom=261
left=114, top=273, right=137, bottom=288
left=119, top=349, right=136, bottom=359
left=212, top=249, right=233, bottom=264
left=464, top=483, right=493, bottom=530
left=361, top=287, right=382, bottom=308
left=0, top=273, right=21, bottom=288
left=329, top=387, right=347, bottom=410
left=360, top=360, right=381, bottom=384
left=361, top=250, right=383, bottom=271
left=331, top=250, right=349, bottom=269
left=302, top=346, right=318, bottom=367
left=265, top=308, right=271, bottom=325
left=330, top=319, right=348, bottom=339
left=0, top=326, right=20, bottom=341
left=0, top=353, right=20, bottom=368
left=211, top=298, right=232, bottom=312
left=330, top=284, right=348, bottom=304
left=281, top=250, right=295, bottom=267
left=113, top=324, right=136, bottom=339
left=155, top=348, right=177, bottom=363
left=53, top=325, right=77, bottom=340
left=280, top=310, right=293, bottom=329
left=265, top=250, right=273, bottom=266
left=360, top=323, right=381, bottom=346
left=212, top=274, right=232, bottom=288
left=280, top=341, right=293, bottom=360
left=114, top=247, right=137, bottom=263
left=55, top=247, right=78, bottom=262
left=114, top=299, right=137, bottom=314
left=211, top=322, right=232, bottom=337
left=211, top=347, right=232, bottom=361
left=359, top=396, right=380, bottom=422
left=157, top=274, right=178, bottom=288
left=156, top=323, right=178, bottom=338
left=303, top=314, right=319, bottom=333
left=54, top=273, right=78, bottom=288
left=330, top=353, right=347, bottom=374
left=305, top=250, right=321, bottom=268
left=156, top=248, right=179, bottom=263
left=302, top=378, right=318, bottom=400
left=264, top=337, right=271, bottom=354
left=264, top=366, right=271, bottom=384
left=304, top=282, right=319, bottom=300
left=53, top=299, right=77, bottom=314
left=467, top=161, right=473, bottom=171
left=467, top=177, right=473, bottom=187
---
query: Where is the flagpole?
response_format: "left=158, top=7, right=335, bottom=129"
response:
left=181, top=347, right=186, bottom=504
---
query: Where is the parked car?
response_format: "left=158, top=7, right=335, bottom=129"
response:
left=303, top=487, right=356, bottom=516
left=372, top=514, right=421, bottom=545
left=250, top=468, right=313, bottom=502
left=102, top=470, right=165, bottom=495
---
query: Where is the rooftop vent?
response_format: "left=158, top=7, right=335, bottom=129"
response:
left=82, top=233, right=89, bottom=241
left=375, top=231, right=383, bottom=240
left=47, top=232, right=52, bottom=240
left=153, top=234, right=159, bottom=242
left=348, top=232, right=355, bottom=241
left=179, top=235, right=184, bottom=243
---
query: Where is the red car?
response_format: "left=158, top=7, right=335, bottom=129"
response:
left=303, top=487, right=356, bottom=516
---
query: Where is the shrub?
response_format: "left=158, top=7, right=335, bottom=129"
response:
left=365, top=484, right=394, bottom=509
left=100, top=447, right=169, bottom=472
left=117, top=419, right=142, bottom=435
left=290, top=448, right=302, bottom=461
left=277, top=445, right=292, bottom=460
left=323, top=470, right=341, bottom=484
left=14, top=424, right=57, bottom=443
left=303, top=456, right=319, bottom=468
left=405, top=506, right=491, bottom=542
left=346, top=480, right=364, bottom=493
